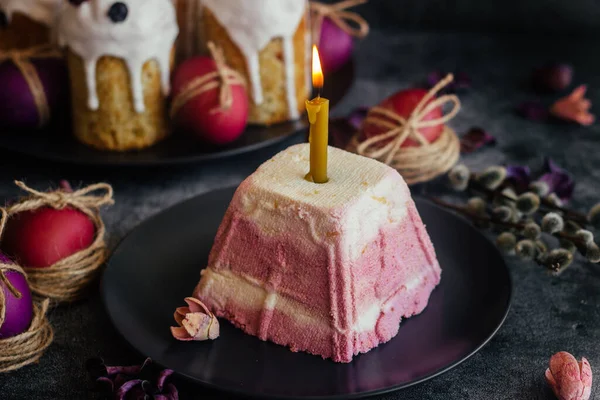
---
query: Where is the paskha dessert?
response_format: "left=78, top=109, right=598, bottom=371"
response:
left=201, top=0, right=310, bottom=125
left=58, top=0, right=178, bottom=151
left=194, top=144, right=441, bottom=363
left=0, top=0, right=62, bottom=50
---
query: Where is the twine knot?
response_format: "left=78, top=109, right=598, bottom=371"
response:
left=0, top=45, right=62, bottom=128
left=350, top=74, right=461, bottom=185
left=310, top=0, right=370, bottom=43
left=170, top=41, right=246, bottom=118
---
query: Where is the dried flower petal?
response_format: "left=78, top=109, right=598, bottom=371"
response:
left=542, top=213, right=565, bottom=234
left=532, top=63, right=573, bottom=93
left=540, top=159, right=575, bottom=203
left=460, top=127, right=496, bottom=153
left=505, top=165, right=532, bottom=193
left=517, top=101, right=549, bottom=121
left=448, top=164, right=470, bottom=191
left=550, top=85, right=595, bottom=126
left=545, top=351, right=592, bottom=400
left=171, top=297, right=220, bottom=341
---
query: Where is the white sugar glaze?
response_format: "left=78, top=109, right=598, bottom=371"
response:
left=58, top=0, right=179, bottom=113
left=202, top=0, right=307, bottom=119
left=0, top=0, right=62, bottom=27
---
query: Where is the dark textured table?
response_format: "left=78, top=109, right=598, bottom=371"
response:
left=2, top=29, right=600, bottom=400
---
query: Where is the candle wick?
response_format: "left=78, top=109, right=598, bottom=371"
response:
left=317, top=88, right=321, bottom=99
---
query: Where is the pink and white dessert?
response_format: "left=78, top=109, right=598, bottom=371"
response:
left=194, top=144, right=441, bottom=363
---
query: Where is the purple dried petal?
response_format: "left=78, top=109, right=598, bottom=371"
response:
left=116, top=379, right=143, bottom=400
left=506, top=165, right=532, bottom=193
left=532, top=63, right=573, bottom=93
left=154, top=384, right=179, bottom=400
left=427, top=71, right=445, bottom=89
left=516, top=101, right=549, bottom=121
left=540, top=158, right=575, bottom=202
left=346, top=107, right=369, bottom=131
left=113, top=374, right=129, bottom=390
left=85, top=357, right=108, bottom=379
left=156, top=369, right=175, bottom=392
left=427, top=71, right=471, bottom=93
left=460, top=127, right=497, bottom=153
left=106, top=365, right=143, bottom=377
left=93, top=376, right=114, bottom=393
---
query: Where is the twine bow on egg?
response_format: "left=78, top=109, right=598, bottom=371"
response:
left=0, top=45, right=62, bottom=127
left=4, top=181, right=114, bottom=303
left=0, top=210, right=53, bottom=374
left=310, top=0, right=370, bottom=43
left=351, top=74, right=461, bottom=185
left=170, top=41, right=246, bottom=117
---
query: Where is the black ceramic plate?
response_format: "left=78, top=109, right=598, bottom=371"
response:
left=102, top=187, right=512, bottom=399
left=0, top=63, right=353, bottom=167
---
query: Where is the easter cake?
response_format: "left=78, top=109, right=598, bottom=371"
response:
left=194, top=144, right=441, bottom=363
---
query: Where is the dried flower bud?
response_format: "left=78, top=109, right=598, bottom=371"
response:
left=546, top=193, right=564, bottom=208
left=516, top=192, right=541, bottom=215
left=564, top=220, right=582, bottom=235
left=559, top=239, right=576, bottom=254
left=477, top=166, right=507, bottom=190
left=576, top=230, right=595, bottom=245
left=467, top=197, right=487, bottom=215
left=586, top=244, right=600, bottom=263
left=515, top=240, right=536, bottom=260
left=588, top=203, right=600, bottom=229
left=491, top=206, right=513, bottom=222
left=545, top=248, right=574, bottom=273
left=545, top=351, right=592, bottom=400
left=496, top=232, right=517, bottom=253
left=542, top=212, right=564, bottom=234
left=523, top=222, right=542, bottom=240
left=448, top=164, right=470, bottom=191
left=529, top=181, right=550, bottom=197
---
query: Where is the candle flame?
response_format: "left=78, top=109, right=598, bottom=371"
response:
left=312, top=45, right=324, bottom=89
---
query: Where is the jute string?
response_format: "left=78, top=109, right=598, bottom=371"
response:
left=170, top=41, right=246, bottom=117
left=4, top=181, right=114, bottom=303
left=0, top=210, right=53, bottom=374
left=310, top=0, right=370, bottom=44
left=349, top=74, right=461, bottom=185
left=0, top=45, right=62, bottom=127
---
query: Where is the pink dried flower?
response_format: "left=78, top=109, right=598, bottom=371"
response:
left=550, top=85, right=595, bottom=126
left=171, top=297, right=219, bottom=341
left=545, top=351, right=592, bottom=400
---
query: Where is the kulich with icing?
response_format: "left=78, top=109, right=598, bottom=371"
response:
left=194, top=144, right=442, bottom=363
left=201, top=0, right=310, bottom=125
left=58, top=0, right=179, bottom=151
left=0, top=0, right=63, bottom=50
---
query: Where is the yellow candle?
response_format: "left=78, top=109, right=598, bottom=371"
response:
left=306, top=45, right=329, bottom=184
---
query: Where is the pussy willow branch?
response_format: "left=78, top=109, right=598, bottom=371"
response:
left=429, top=196, right=588, bottom=248
left=467, top=177, right=589, bottom=225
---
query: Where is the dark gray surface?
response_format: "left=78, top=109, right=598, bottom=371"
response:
left=1, top=29, right=600, bottom=400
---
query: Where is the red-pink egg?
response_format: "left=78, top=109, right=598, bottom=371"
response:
left=363, top=88, right=444, bottom=148
left=0, top=253, right=33, bottom=338
left=318, top=17, right=354, bottom=72
left=1, top=207, right=96, bottom=269
left=171, top=56, right=248, bottom=145
left=0, top=57, right=69, bottom=130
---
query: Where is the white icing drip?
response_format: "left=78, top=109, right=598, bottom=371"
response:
left=58, top=0, right=178, bottom=113
left=202, top=0, right=306, bottom=118
left=0, top=0, right=62, bottom=27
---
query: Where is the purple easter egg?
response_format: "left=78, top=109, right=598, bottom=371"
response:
left=0, top=57, right=69, bottom=130
left=318, top=17, right=354, bottom=72
left=0, top=253, right=33, bottom=338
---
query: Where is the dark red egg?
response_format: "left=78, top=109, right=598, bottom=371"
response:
left=2, top=207, right=96, bottom=268
left=171, top=56, right=248, bottom=145
left=363, top=88, right=444, bottom=148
